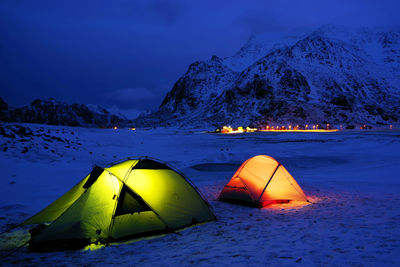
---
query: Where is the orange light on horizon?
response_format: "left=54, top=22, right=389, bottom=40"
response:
left=246, top=126, right=257, bottom=132
left=219, top=123, right=340, bottom=134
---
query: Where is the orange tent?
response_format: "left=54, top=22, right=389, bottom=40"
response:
left=218, top=155, right=307, bottom=207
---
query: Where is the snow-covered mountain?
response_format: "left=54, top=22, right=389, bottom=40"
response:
left=0, top=98, right=133, bottom=127
left=135, top=25, right=400, bottom=127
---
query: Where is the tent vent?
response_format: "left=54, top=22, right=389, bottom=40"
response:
left=132, top=159, right=172, bottom=170
left=83, top=166, right=104, bottom=189
left=115, top=186, right=152, bottom=216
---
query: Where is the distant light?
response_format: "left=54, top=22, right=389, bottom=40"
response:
left=113, top=126, right=118, bottom=130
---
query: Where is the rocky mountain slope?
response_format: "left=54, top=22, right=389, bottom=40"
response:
left=135, top=25, right=400, bottom=127
left=0, top=98, right=132, bottom=127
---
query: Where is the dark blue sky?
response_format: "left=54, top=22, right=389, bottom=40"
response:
left=1, top=0, right=399, bottom=118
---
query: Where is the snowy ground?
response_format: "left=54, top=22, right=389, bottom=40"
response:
left=1, top=123, right=400, bottom=266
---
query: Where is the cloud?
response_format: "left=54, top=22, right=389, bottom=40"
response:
left=106, top=105, right=145, bottom=120
left=2, top=0, right=400, bottom=111
left=149, top=0, right=183, bottom=24
left=233, top=0, right=400, bottom=34
left=106, top=88, right=157, bottom=102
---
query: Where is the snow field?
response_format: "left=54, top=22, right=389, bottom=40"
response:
left=1, top=124, right=399, bottom=266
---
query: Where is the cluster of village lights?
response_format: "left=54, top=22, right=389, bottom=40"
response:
left=219, top=124, right=339, bottom=134
left=110, top=124, right=393, bottom=132
left=112, top=126, right=136, bottom=131
left=263, top=124, right=326, bottom=130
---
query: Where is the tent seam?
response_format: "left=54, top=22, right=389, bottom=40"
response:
left=105, top=167, right=171, bottom=239
left=105, top=161, right=137, bottom=244
left=281, top=168, right=306, bottom=200
left=220, top=159, right=254, bottom=201
left=257, top=163, right=281, bottom=202
left=149, top=157, right=216, bottom=218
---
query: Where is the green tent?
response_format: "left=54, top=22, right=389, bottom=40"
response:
left=23, top=158, right=215, bottom=251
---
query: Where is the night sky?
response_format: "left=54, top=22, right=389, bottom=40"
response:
left=1, top=0, right=399, bottom=118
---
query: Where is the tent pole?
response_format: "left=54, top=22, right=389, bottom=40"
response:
left=257, top=163, right=281, bottom=203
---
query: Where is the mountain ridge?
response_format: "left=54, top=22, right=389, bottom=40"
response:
left=0, top=97, right=133, bottom=127
left=135, top=25, right=400, bottom=128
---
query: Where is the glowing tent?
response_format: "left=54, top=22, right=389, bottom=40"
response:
left=218, top=155, right=307, bottom=207
left=23, top=158, right=215, bottom=251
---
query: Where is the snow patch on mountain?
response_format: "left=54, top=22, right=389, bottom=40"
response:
left=222, top=29, right=310, bottom=72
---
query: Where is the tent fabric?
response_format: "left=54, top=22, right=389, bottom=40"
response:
left=218, top=155, right=307, bottom=207
left=23, top=158, right=215, bottom=251
left=22, top=174, right=91, bottom=226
